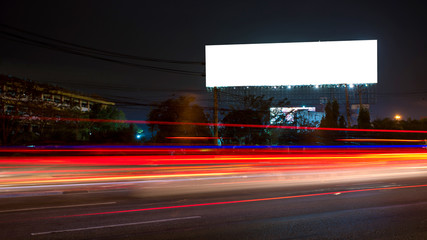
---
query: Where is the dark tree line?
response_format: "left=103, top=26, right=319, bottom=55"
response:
left=147, top=95, right=300, bottom=145
left=147, top=95, right=426, bottom=146
left=220, top=95, right=290, bottom=145
left=1, top=103, right=137, bottom=145
left=147, top=96, right=213, bottom=144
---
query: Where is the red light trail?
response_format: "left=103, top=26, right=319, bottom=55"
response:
left=50, top=184, right=427, bottom=219
left=3, top=115, right=427, bottom=134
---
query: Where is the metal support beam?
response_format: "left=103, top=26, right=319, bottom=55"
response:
left=345, top=84, right=351, bottom=127
left=213, top=87, right=219, bottom=145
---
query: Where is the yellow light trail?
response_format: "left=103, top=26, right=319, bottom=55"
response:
left=3, top=172, right=235, bottom=186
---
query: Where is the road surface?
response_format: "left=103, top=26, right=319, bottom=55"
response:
left=1, top=176, right=427, bottom=240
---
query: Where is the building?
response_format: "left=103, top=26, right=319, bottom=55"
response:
left=0, top=74, right=114, bottom=115
left=0, top=74, right=115, bottom=144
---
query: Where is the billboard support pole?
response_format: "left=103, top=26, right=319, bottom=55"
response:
left=345, top=84, right=351, bottom=127
left=213, top=87, right=219, bottom=145
left=357, top=85, right=363, bottom=107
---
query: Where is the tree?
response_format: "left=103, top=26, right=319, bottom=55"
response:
left=147, top=95, right=212, bottom=144
left=372, top=118, right=398, bottom=130
left=320, top=99, right=340, bottom=128
left=370, top=117, right=427, bottom=142
left=338, top=115, right=347, bottom=128
left=274, top=110, right=320, bottom=145
left=357, top=107, right=371, bottom=129
left=221, top=108, right=267, bottom=145
left=220, top=95, right=289, bottom=145
left=88, top=104, right=136, bottom=143
left=318, top=99, right=346, bottom=144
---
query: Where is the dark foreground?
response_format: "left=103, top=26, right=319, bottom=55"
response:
left=1, top=176, right=427, bottom=240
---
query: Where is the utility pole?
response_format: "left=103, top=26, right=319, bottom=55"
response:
left=345, top=84, right=351, bottom=128
left=213, top=87, right=219, bottom=145
left=356, top=85, right=363, bottom=107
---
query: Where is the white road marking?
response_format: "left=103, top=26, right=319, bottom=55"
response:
left=31, top=216, right=201, bottom=235
left=0, top=202, right=116, bottom=213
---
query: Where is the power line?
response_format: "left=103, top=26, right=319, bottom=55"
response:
left=0, top=31, right=203, bottom=76
left=46, top=81, right=208, bottom=93
left=0, top=23, right=205, bottom=65
left=0, top=26, right=205, bottom=76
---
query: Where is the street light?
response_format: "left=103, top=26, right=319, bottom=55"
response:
left=394, top=114, right=402, bottom=121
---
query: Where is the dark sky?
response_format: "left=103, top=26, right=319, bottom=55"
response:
left=1, top=0, right=426, bottom=120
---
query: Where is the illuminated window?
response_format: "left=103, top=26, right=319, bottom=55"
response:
left=63, top=97, right=71, bottom=105
left=18, top=107, right=29, bottom=115
left=73, top=99, right=80, bottom=106
left=6, top=87, right=16, bottom=97
left=53, top=95, right=61, bottom=103
left=43, top=94, right=52, bottom=101
left=5, top=105, right=15, bottom=114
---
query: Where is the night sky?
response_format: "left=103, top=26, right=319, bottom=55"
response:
left=1, top=0, right=426, bottom=121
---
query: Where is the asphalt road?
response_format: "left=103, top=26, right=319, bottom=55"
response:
left=1, top=176, right=427, bottom=240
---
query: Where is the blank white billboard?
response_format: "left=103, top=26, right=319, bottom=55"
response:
left=205, top=40, right=377, bottom=87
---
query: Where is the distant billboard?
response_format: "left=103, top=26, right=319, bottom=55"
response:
left=206, top=40, right=377, bottom=87
left=270, top=106, right=316, bottom=124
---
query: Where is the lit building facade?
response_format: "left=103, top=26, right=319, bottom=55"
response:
left=0, top=74, right=115, bottom=144
left=0, top=74, right=114, bottom=115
